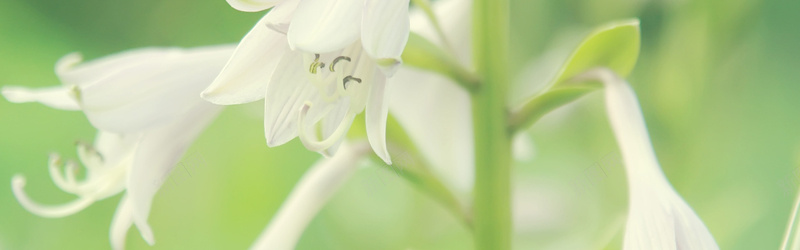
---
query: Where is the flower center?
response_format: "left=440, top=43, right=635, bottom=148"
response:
left=304, top=49, right=364, bottom=104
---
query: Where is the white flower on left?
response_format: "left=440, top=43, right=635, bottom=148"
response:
left=202, top=0, right=410, bottom=164
left=2, top=45, right=234, bottom=250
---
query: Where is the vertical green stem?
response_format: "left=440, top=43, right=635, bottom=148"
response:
left=472, top=0, right=512, bottom=249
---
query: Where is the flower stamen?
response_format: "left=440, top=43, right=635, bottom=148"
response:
left=309, top=54, right=325, bottom=74
left=342, top=76, right=362, bottom=90
left=12, top=174, right=97, bottom=218
left=329, top=56, right=351, bottom=72
left=297, top=102, right=355, bottom=151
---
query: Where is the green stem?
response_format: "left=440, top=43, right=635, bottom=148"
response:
left=507, top=85, right=600, bottom=132
left=375, top=151, right=473, bottom=229
left=472, top=0, right=512, bottom=249
left=380, top=115, right=473, bottom=228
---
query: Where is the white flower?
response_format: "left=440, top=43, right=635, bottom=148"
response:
left=2, top=45, right=233, bottom=249
left=579, top=68, right=718, bottom=250
left=245, top=1, right=472, bottom=249
left=201, top=0, right=411, bottom=164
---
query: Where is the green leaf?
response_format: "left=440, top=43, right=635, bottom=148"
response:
left=401, top=32, right=479, bottom=91
left=552, top=19, right=641, bottom=86
left=508, top=19, right=641, bottom=132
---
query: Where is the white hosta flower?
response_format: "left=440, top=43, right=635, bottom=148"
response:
left=202, top=0, right=410, bottom=164
left=3, top=45, right=232, bottom=249
left=247, top=1, right=475, bottom=248
left=580, top=69, right=718, bottom=250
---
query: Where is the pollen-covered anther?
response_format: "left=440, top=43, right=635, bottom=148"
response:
left=342, top=75, right=362, bottom=90
left=330, top=56, right=352, bottom=72
left=309, top=54, right=324, bottom=74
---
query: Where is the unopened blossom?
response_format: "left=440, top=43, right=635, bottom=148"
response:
left=202, top=0, right=410, bottom=164
left=3, top=45, right=232, bottom=249
left=578, top=68, right=718, bottom=250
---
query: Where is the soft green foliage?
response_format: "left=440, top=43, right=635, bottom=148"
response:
left=509, top=19, right=641, bottom=131
left=552, top=19, right=641, bottom=86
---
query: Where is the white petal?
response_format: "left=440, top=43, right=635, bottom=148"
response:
left=388, top=67, right=474, bottom=193
left=250, top=142, right=372, bottom=250
left=623, top=199, right=676, bottom=249
left=110, top=196, right=134, bottom=250
left=1, top=85, right=80, bottom=110
left=584, top=69, right=718, bottom=249
left=263, top=51, right=317, bottom=146
left=365, top=71, right=391, bottom=164
left=673, top=199, right=719, bottom=250
left=93, top=132, right=139, bottom=168
left=227, top=0, right=282, bottom=12
left=343, top=47, right=374, bottom=113
left=202, top=16, right=289, bottom=105
left=287, top=0, right=363, bottom=53
left=55, top=50, right=170, bottom=87
left=361, top=0, right=410, bottom=76
left=79, top=45, right=233, bottom=133
left=126, top=103, right=222, bottom=246
left=261, top=0, right=301, bottom=34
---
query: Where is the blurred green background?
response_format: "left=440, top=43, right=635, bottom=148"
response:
left=1, top=0, right=798, bottom=249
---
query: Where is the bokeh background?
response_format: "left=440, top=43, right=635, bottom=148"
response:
left=1, top=0, right=798, bottom=249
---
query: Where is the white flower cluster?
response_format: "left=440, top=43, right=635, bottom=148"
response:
left=1, top=0, right=718, bottom=249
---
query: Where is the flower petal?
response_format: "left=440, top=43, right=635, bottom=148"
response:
left=263, top=51, right=317, bottom=147
left=287, top=0, right=363, bottom=53
left=202, top=16, right=289, bottom=105
left=126, top=103, right=222, bottom=246
left=361, top=0, right=410, bottom=77
left=93, top=132, right=139, bottom=168
left=250, top=142, right=372, bottom=250
left=585, top=68, right=718, bottom=249
left=365, top=71, right=391, bottom=164
left=1, top=85, right=80, bottom=110
left=109, top=196, right=134, bottom=250
left=623, top=198, right=676, bottom=249
left=673, top=199, right=719, bottom=250
left=261, top=0, right=301, bottom=34
left=79, top=45, right=233, bottom=133
left=226, top=0, right=282, bottom=12
left=55, top=50, right=169, bottom=87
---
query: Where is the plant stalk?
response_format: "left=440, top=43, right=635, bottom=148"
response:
left=472, top=0, right=512, bottom=249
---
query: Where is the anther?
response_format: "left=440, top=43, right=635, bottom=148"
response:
left=342, top=76, right=362, bottom=89
left=330, top=56, right=352, bottom=72
left=309, top=54, right=322, bottom=74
